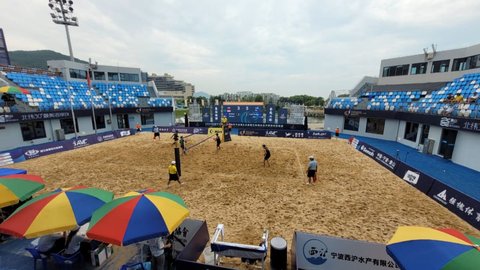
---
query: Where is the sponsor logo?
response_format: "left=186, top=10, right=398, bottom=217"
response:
left=403, top=170, right=420, bottom=185
left=265, top=131, right=278, bottom=137
left=25, top=149, right=40, bottom=157
left=359, top=145, right=375, bottom=157
left=440, top=117, right=459, bottom=128
left=285, top=132, right=292, bottom=137
left=434, top=190, right=448, bottom=205
left=303, top=239, right=328, bottom=265
left=120, top=130, right=131, bottom=137
left=73, top=139, right=88, bottom=148
left=97, top=136, right=104, bottom=142
left=103, top=134, right=115, bottom=140
left=193, top=128, right=202, bottom=134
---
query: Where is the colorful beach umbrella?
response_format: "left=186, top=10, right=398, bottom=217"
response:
left=0, top=86, right=30, bottom=95
left=87, top=191, right=189, bottom=246
left=0, top=186, right=113, bottom=239
left=387, top=226, right=480, bottom=270
left=0, top=174, right=45, bottom=208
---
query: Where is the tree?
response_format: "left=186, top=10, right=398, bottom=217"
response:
left=254, top=95, right=263, bottom=102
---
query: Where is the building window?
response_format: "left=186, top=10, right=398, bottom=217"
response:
left=108, top=72, right=119, bottom=81
left=59, top=118, right=78, bottom=134
left=344, top=116, right=359, bottom=131
left=452, top=57, right=468, bottom=71
left=382, top=65, right=409, bottom=77
left=141, top=113, right=154, bottom=125
left=431, top=60, right=450, bottom=73
left=468, top=55, right=480, bottom=69
left=411, top=62, right=427, bottom=75
left=69, top=68, right=87, bottom=79
left=94, top=71, right=106, bottom=80
left=404, top=122, right=419, bottom=142
left=120, top=73, right=140, bottom=82
left=366, top=118, right=385, bottom=135
left=92, top=115, right=106, bottom=129
left=420, top=125, right=430, bottom=145
left=20, top=121, right=46, bottom=141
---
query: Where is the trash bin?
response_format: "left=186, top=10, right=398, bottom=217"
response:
left=270, top=237, right=287, bottom=270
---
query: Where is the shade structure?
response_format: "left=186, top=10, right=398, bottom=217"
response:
left=0, top=186, right=113, bottom=239
left=0, top=174, right=45, bottom=208
left=87, top=191, right=189, bottom=246
left=387, top=226, right=480, bottom=270
left=0, top=86, right=30, bottom=94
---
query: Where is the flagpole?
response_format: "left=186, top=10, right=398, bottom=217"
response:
left=68, top=82, right=78, bottom=139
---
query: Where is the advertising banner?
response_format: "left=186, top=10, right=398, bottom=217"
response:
left=156, top=127, right=208, bottom=134
left=354, top=141, right=397, bottom=172
left=213, top=105, right=221, bottom=122
left=308, top=130, right=332, bottom=139
left=202, top=108, right=211, bottom=123
left=0, top=149, right=26, bottom=166
left=393, top=160, right=435, bottom=194
left=238, top=129, right=331, bottom=139
left=265, top=104, right=276, bottom=124
left=428, top=181, right=480, bottom=230
left=22, top=141, right=73, bottom=160
left=293, top=231, right=398, bottom=270
left=278, top=108, right=288, bottom=124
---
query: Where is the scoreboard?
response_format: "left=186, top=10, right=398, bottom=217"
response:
left=222, top=102, right=264, bottom=123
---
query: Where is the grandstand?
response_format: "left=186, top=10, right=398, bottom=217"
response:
left=0, top=61, right=175, bottom=152
left=325, top=43, right=480, bottom=172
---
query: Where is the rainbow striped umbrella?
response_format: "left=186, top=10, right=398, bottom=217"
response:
left=0, top=174, right=45, bottom=208
left=0, top=186, right=113, bottom=239
left=0, top=86, right=30, bottom=95
left=387, top=226, right=480, bottom=270
left=87, top=191, right=189, bottom=246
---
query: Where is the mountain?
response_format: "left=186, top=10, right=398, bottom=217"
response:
left=193, top=91, right=210, bottom=98
left=9, top=50, right=87, bottom=69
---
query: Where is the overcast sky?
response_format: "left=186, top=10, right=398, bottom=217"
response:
left=2, top=0, right=480, bottom=97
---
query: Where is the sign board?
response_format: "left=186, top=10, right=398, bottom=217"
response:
left=238, top=129, right=331, bottom=139
left=156, top=126, right=208, bottom=134
left=222, top=105, right=264, bottom=123
left=293, top=232, right=399, bottom=270
left=202, top=108, right=211, bottom=123
left=208, top=127, right=223, bottom=136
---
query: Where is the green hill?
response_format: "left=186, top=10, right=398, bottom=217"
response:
left=9, top=50, right=87, bottom=69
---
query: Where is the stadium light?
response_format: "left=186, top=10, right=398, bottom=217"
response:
left=48, top=0, right=79, bottom=62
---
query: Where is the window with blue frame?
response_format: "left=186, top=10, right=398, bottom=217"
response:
left=69, top=69, right=87, bottom=79
left=404, top=122, right=419, bottom=142
left=366, top=118, right=385, bottom=135
left=20, top=121, right=46, bottom=141
left=411, top=62, right=427, bottom=75
left=344, top=116, right=359, bottom=131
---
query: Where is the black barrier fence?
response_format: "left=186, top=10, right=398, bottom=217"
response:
left=189, top=121, right=307, bottom=130
left=352, top=138, right=480, bottom=230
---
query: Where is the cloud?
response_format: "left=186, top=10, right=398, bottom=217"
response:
left=2, top=0, right=480, bottom=97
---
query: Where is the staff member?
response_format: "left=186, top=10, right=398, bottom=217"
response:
left=167, top=161, right=182, bottom=186
left=306, top=156, right=318, bottom=185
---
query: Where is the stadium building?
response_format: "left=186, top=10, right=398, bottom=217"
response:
left=325, top=43, right=480, bottom=171
left=0, top=59, right=175, bottom=152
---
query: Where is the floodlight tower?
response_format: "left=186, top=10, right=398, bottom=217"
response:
left=48, top=0, right=78, bottom=62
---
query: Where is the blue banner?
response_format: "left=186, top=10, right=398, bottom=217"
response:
left=428, top=181, right=480, bottom=230
left=393, top=160, right=435, bottom=194
left=353, top=140, right=397, bottom=172
left=213, top=105, right=221, bottom=122
left=265, top=104, right=276, bottom=124
left=278, top=108, right=288, bottom=124
left=202, top=108, right=211, bottom=123
left=307, top=130, right=332, bottom=139
left=0, top=148, right=26, bottom=166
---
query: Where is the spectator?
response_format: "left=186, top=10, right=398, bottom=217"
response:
left=445, top=94, right=454, bottom=103
left=467, top=92, right=478, bottom=104
left=63, top=229, right=84, bottom=256
left=147, top=237, right=171, bottom=270
left=37, top=232, right=65, bottom=255
left=455, top=93, right=464, bottom=103
left=136, top=123, right=142, bottom=134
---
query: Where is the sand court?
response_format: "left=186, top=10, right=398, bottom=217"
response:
left=7, top=133, right=479, bottom=268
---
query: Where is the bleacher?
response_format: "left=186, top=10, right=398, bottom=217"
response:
left=327, top=73, right=480, bottom=119
left=1, top=72, right=172, bottom=112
